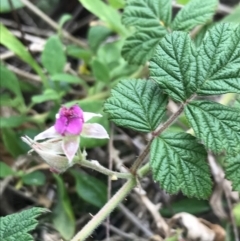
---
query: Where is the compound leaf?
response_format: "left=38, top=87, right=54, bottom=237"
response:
left=196, top=23, right=240, bottom=95
left=121, top=0, right=171, bottom=64
left=149, top=31, right=196, bottom=102
left=171, top=0, right=218, bottom=31
left=104, top=79, right=168, bottom=132
left=0, top=207, right=47, bottom=241
left=225, top=154, right=240, bottom=192
left=150, top=132, right=211, bottom=199
left=184, top=100, right=240, bottom=153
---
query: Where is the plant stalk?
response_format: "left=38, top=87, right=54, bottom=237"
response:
left=79, top=159, right=132, bottom=179
left=71, top=177, right=137, bottom=241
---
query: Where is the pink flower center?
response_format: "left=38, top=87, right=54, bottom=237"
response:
left=54, top=105, right=84, bottom=136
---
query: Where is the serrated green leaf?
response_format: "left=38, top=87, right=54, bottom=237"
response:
left=121, top=0, right=171, bottom=64
left=22, top=171, right=46, bottom=186
left=171, top=0, right=218, bottom=31
left=71, top=170, right=107, bottom=208
left=0, top=162, right=15, bottom=178
left=196, top=23, right=240, bottom=95
left=122, top=28, right=166, bottom=64
left=193, top=23, right=213, bottom=47
left=122, top=0, right=171, bottom=28
left=53, top=175, right=75, bottom=240
left=0, top=0, right=24, bottom=12
left=104, top=79, right=168, bottom=132
left=184, top=100, right=240, bottom=153
left=225, top=154, right=240, bottom=192
left=0, top=24, right=46, bottom=85
left=79, top=0, right=127, bottom=36
left=150, top=132, right=211, bottom=199
left=87, top=25, right=112, bottom=53
left=149, top=31, right=196, bottom=101
left=0, top=207, right=47, bottom=241
left=41, top=35, right=66, bottom=75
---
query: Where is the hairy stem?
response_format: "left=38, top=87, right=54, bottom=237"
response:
left=130, top=139, right=153, bottom=174
left=71, top=177, right=137, bottom=241
left=153, top=103, right=185, bottom=136
left=79, top=159, right=132, bottom=179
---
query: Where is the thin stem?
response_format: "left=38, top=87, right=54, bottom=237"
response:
left=138, top=163, right=151, bottom=178
left=130, top=103, right=185, bottom=173
left=153, top=103, right=185, bottom=136
left=71, top=178, right=137, bottom=241
left=79, top=159, right=132, bottom=179
left=130, top=139, right=153, bottom=174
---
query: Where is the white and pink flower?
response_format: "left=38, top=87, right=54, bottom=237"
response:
left=22, top=105, right=109, bottom=173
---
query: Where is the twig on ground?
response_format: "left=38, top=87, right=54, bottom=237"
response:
left=208, top=154, right=239, bottom=241
left=6, top=64, right=41, bottom=83
left=224, top=185, right=239, bottom=241
left=0, top=18, right=53, bottom=37
left=19, top=0, right=88, bottom=48
left=11, top=30, right=46, bottom=45
left=118, top=203, right=154, bottom=238
left=134, top=187, right=169, bottom=237
left=0, top=51, right=15, bottom=60
left=102, top=222, right=137, bottom=240
left=0, top=157, right=27, bottom=196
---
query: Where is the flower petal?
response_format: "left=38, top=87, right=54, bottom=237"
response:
left=40, top=138, right=64, bottom=154
left=55, top=116, right=68, bottom=135
left=65, top=118, right=83, bottom=135
left=62, top=136, right=80, bottom=163
left=83, top=112, right=102, bottom=122
left=34, top=126, right=60, bottom=141
left=81, top=123, right=109, bottom=139
left=38, top=149, right=70, bottom=173
left=70, top=105, right=84, bottom=117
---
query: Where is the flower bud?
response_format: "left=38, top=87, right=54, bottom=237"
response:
left=21, top=136, right=75, bottom=173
